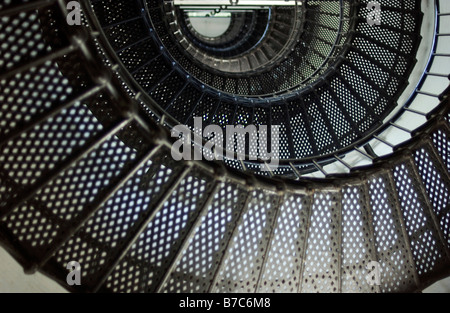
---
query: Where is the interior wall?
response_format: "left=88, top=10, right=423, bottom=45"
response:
left=0, top=246, right=67, bottom=293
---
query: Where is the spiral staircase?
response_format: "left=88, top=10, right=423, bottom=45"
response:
left=0, top=0, right=449, bottom=293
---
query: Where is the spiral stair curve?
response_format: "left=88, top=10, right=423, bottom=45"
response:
left=0, top=0, right=449, bottom=293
